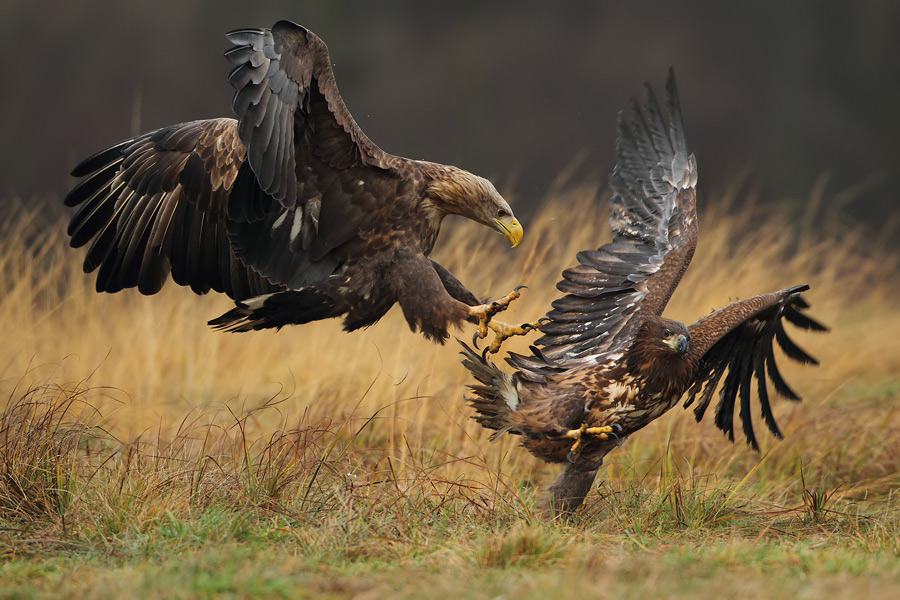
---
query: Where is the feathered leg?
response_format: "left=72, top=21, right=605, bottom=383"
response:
left=540, top=463, right=601, bottom=519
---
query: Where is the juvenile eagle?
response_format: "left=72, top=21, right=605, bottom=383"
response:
left=461, top=70, right=827, bottom=517
left=64, top=20, right=532, bottom=344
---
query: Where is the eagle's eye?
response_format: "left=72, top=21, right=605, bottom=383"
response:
left=497, top=208, right=509, bottom=218
left=663, top=328, right=672, bottom=337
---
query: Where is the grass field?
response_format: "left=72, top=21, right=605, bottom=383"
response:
left=2, top=181, right=900, bottom=598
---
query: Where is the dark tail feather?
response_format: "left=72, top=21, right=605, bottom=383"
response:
left=208, top=288, right=343, bottom=332
left=459, top=341, right=518, bottom=439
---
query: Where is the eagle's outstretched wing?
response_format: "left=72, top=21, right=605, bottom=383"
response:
left=65, top=118, right=279, bottom=298
left=64, top=20, right=401, bottom=299
left=684, top=284, right=828, bottom=450
left=225, top=20, right=397, bottom=205
left=510, top=69, right=698, bottom=378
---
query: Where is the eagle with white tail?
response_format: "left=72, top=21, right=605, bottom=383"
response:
left=64, top=21, right=535, bottom=346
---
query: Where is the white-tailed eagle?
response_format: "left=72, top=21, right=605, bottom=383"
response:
left=461, top=70, right=827, bottom=517
left=64, top=21, right=535, bottom=344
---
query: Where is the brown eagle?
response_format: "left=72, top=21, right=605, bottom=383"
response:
left=64, top=20, right=533, bottom=344
left=461, top=70, right=827, bottom=517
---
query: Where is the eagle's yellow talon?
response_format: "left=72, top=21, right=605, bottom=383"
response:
left=470, top=287, right=534, bottom=351
left=584, top=425, right=617, bottom=437
left=484, top=318, right=545, bottom=354
left=560, top=423, right=620, bottom=462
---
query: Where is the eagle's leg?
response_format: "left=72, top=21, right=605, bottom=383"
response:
left=470, top=286, right=544, bottom=353
left=468, top=286, right=524, bottom=330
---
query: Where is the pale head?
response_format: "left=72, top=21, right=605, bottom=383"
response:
left=425, top=165, right=523, bottom=248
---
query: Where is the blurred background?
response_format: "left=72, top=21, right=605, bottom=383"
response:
left=2, top=0, right=898, bottom=232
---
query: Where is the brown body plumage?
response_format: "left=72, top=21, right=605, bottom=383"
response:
left=461, top=70, right=827, bottom=517
left=64, top=21, right=523, bottom=343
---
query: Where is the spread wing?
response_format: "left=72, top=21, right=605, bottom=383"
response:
left=65, top=118, right=277, bottom=298
left=64, top=20, right=405, bottom=299
left=225, top=20, right=397, bottom=206
left=683, top=284, right=828, bottom=450
left=509, top=69, right=698, bottom=379
left=221, top=20, right=403, bottom=288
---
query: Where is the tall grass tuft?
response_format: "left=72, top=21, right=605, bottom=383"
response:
left=0, top=375, right=101, bottom=533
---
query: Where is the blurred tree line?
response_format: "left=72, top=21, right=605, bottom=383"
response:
left=2, top=0, right=898, bottom=233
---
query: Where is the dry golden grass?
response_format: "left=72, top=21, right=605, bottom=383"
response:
left=1, top=181, right=899, bottom=597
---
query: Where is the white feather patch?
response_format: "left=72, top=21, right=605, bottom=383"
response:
left=603, top=377, right=635, bottom=403
left=241, top=293, right=275, bottom=310
left=289, top=209, right=303, bottom=243
left=272, top=210, right=288, bottom=231
left=500, top=372, right=518, bottom=410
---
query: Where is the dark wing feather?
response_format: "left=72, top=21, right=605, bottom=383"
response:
left=509, top=69, right=698, bottom=377
left=64, top=118, right=279, bottom=299
left=225, top=21, right=394, bottom=203
left=683, top=284, right=827, bottom=450
left=220, top=21, right=408, bottom=287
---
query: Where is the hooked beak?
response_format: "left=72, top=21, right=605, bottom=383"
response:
left=665, top=333, right=689, bottom=355
left=494, top=215, right=524, bottom=248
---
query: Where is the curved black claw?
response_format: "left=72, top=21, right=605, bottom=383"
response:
left=520, top=317, right=550, bottom=332
left=566, top=449, right=576, bottom=464
left=514, top=285, right=528, bottom=292
left=472, top=331, right=481, bottom=349
left=481, top=345, right=492, bottom=360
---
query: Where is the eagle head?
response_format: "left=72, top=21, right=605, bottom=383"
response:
left=639, top=316, right=690, bottom=357
left=425, top=166, right=523, bottom=247
left=629, top=317, right=693, bottom=392
left=660, top=320, right=690, bottom=355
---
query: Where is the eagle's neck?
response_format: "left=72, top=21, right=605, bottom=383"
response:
left=417, top=198, right=445, bottom=255
left=641, top=353, right=693, bottom=402
left=413, top=163, right=483, bottom=255
left=420, top=162, right=489, bottom=221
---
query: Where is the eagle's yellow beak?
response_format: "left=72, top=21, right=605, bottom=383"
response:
left=495, top=215, right=524, bottom=248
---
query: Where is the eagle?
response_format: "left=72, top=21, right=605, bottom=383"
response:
left=461, top=70, right=827, bottom=517
left=63, top=20, right=534, bottom=345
